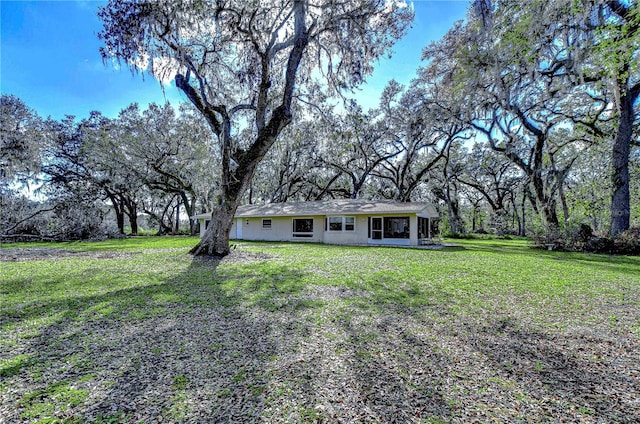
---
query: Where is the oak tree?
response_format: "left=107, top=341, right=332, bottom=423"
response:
left=99, top=0, right=412, bottom=256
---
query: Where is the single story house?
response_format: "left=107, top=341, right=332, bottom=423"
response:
left=192, top=199, right=439, bottom=247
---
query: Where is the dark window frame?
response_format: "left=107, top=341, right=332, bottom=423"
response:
left=326, top=216, right=356, bottom=232
left=292, top=218, right=314, bottom=238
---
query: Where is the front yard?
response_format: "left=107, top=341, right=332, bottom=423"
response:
left=1, top=237, right=639, bottom=423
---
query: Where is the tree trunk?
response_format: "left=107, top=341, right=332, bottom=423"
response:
left=559, top=183, right=570, bottom=228
left=445, top=183, right=462, bottom=235
left=123, top=198, right=138, bottom=235
left=189, top=202, right=235, bottom=256
left=472, top=205, right=477, bottom=232
left=511, top=192, right=522, bottom=236
left=185, top=195, right=197, bottom=236
left=543, top=199, right=559, bottom=230
left=115, top=209, right=125, bottom=235
left=128, top=207, right=138, bottom=235
left=158, top=197, right=176, bottom=235
left=174, top=200, right=181, bottom=234
left=610, top=84, right=634, bottom=237
left=520, top=190, right=527, bottom=237
left=531, top=169, right=559, bottom=229
left=107, top=193, right=125, bottom=234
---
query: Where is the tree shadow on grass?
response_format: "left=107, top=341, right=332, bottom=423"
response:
left=4, top=245, right=637, bottom=423
left=1, top=252, right=309, bottom=423
left=3, top=250, right=456, bottom=423
left=326, top=310, right=454, bottom=422
left=324, top=270, right=640, bottom=422
left=0, top=250, right=450, bottom=423
left=458, top=315, right=640, bottom=422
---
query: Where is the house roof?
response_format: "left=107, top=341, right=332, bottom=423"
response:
left=193, top=199, right=438, bottom=219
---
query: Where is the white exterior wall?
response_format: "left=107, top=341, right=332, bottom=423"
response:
left=323, top=215, right=369, bottom=245
left=230, top=219, right=238, bottom=239
left=206, top=213, right=429, bottom=247
left=237, top=216, right=324, bottom=243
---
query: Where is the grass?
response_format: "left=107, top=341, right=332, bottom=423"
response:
left=1, top=236, right=639, bottom=422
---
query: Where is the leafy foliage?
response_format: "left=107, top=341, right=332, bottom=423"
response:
left=98, top=0, right=414, bottom=256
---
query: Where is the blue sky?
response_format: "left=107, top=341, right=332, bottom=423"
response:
left=1, top=0, right=470, bottom=121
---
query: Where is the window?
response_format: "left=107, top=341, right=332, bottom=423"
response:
left=383, top=217, right=410, bottom=239
left=345, top=216, right=355, bottom=231
left=326, top=216, right=355, bottom=232
left=292, top=218, right=314, bottom=237
left=328, top=217, right=342, bottom=231
left=262, top=219, right=272, bottom=229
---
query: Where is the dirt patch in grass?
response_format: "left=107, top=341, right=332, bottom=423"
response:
left=191, top=249, right=273, bottom=265
left=0, top=246, right=272, bottom=263
left=0, top=248, right=136, bottom=262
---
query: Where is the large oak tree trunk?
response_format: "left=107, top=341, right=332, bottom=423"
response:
left=445, top=182, right=463, bottom=234
left=190, top=202, right=236, bottom=257
left=128, top=214, right=138, bottom=236
left=542, top=199, right=559, bottom=230
left=610, top=85, right=634, bottom=237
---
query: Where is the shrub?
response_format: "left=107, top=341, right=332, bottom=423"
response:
left=584, top=236, right=615, bottom=254
left=613, top=227, right=640, bottom=255
left=542, top=226, right=640, bottom=255
left=533, top=223, right=598, bottom=252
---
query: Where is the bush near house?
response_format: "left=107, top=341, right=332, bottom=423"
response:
left=534, top=225, right=640, bottom=255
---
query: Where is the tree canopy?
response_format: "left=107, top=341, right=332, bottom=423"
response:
left=2, top=0, right=638, bottom=252
left=98, top=0, right=413, bottom=256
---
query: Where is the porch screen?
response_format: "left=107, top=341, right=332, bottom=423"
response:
left=383, top=217, right=410, bottom=239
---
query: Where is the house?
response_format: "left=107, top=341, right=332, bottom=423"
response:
left=192, top=199, right=439, bottom=247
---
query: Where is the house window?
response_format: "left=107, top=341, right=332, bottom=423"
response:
left=383, top=217, right=410, bottom=239
left=292, top=218, right=314, bottom=237
left=345, top=216, right=355, bottom=231
left=326, top=216, right=355, bottom=232
left=262, top=219, right=272, bottom=229
left=328, top=217, right=342, bottom=231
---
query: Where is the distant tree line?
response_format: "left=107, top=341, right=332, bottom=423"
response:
left=1, top=95, right=217, bottom=240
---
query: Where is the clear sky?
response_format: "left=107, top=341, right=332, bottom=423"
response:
left=1, top=0, right=470, bottom=121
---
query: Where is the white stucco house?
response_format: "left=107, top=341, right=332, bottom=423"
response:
left=192, top=199, right=439, bottom=247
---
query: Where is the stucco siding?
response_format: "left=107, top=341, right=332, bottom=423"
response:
left=229, top=220, right=238, bottom=239
left=323, top=215, right=368, bottom=245
left=196, top=201, right=439, bottom=247
left=237, top=216, right=324, bottom=242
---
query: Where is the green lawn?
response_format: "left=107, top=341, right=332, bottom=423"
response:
left=1, top=237, right=639, bottom=423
